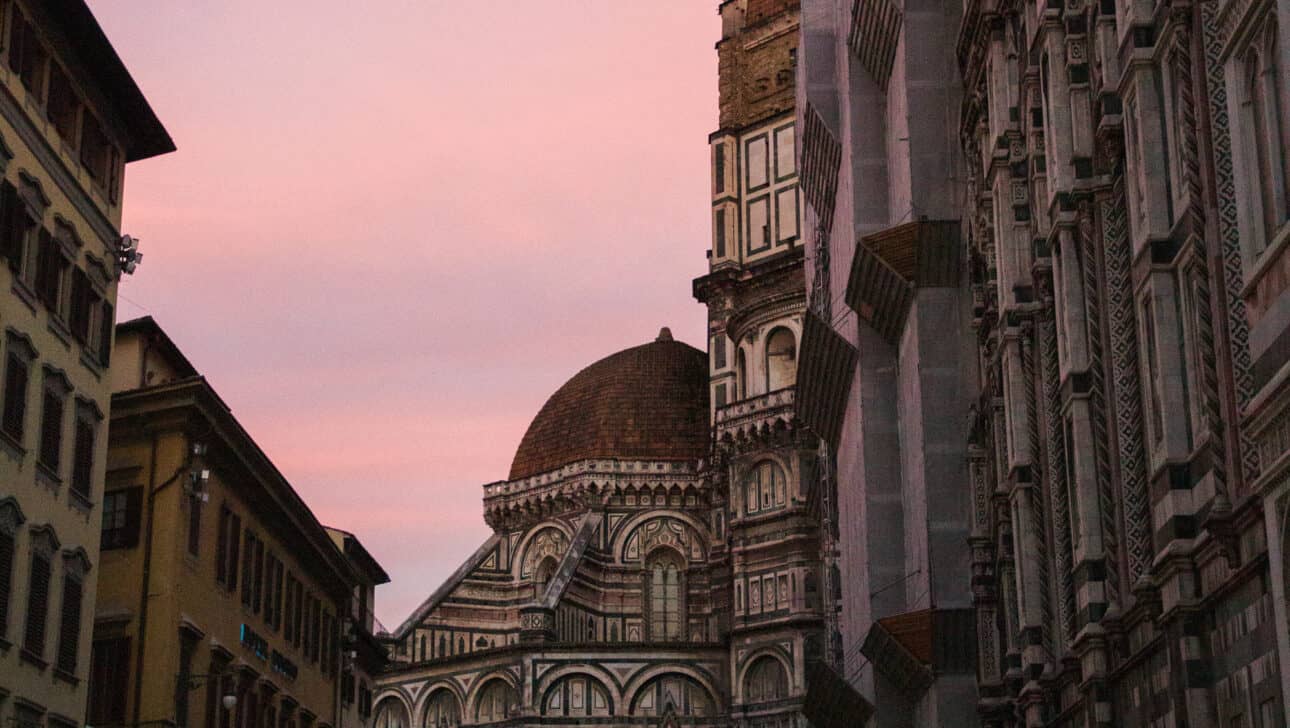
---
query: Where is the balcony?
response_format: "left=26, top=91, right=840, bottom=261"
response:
left=715, top=387, right=795, bottom=441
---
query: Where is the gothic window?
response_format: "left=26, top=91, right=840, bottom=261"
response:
left=765, top=327, right=797, bottom=391
left=474, top=680, right=517, bottom=724
left=422, top=689, right=461, bottom=728
left=646, top=549, right=684, bottom=641
left=744, top=656, right=790, bottom=703
left=631, top=674, right=715, bottom=717
left=1234, top=18, right=1290, bottom=258
left=1064, top=417, right=1081, bottom=550
left=373, top=698, right=408, bottom=728
left=1140, top=295, right=1165, bottom=445
left=744, top=460, right=788, bottom=516
left=534, top=556, right=557, bottom=599
left=736, top=346, right=748, bottom=400
left=543, top=675, right=612, bottom=717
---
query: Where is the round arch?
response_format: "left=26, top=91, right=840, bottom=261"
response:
left=465, top=671, right=520, bottom=724
left=412, top=681, right=466, bottom=728
left=535, top=664, right=625, bottom=706
left=512, top=522, right=573, bottom=580
left=538, top=671, right=617, bottom=717
left=764, top=325, right=798, bottom=392
left=612, top=510, right=712, bottom=564
left=372, top=694, right=412, bottom=728
left=738, top=651, right=792, bottom=704
left=621, top=665, right=721, bottom=715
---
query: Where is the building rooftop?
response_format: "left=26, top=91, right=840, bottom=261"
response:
left=49, top=0, right=175, bottom=161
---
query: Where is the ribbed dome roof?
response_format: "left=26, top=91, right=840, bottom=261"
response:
left=509, top=329, right=710, bottom=480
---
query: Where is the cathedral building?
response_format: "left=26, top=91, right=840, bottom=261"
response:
left=952, top=0, right=1290, bottom=718
left=369, top=2, right=847, bottom=727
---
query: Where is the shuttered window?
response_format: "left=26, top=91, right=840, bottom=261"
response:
left=186, top=494, right=201, bottom=556
left=24, top=549, right=51, bottom=657
left=2, top=350, right=29, bottom=441
left=215, top=506, right=229, bottom=584
left=56, top=573, right=83, bottom=674
left=0, top=529, right=13, bottom=639
left=34, top=229, right=65, bottom=313
left=89, top=637, right=131, bottom=725
left=69, top=268, right=92, bottom=344
left=71, top=416, right=96, bottom=499
left=98, top=301, right=113, bottom=366
left=241, top=530, right=255, bottom=607
left=38, top=386, right=64, bottom=472
left=0, top=182, right=24, bottom=272
left=227, top=514, right=241, bottom=591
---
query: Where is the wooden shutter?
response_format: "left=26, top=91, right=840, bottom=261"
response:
left=99, top=300, right=114, bottom=366
left=24, top=551, right=50, bottom=655
left=241, top=531, right=254, bottom=607
left=56, top=575, right=82, bottom=673
left=228, top=515, right=241, bottom=590
left=89, top=637, right=131, bottom=724
left=2, top=353, right=27, bottom=440
left=71, top=417, right=94, bottom=498
left=0, top=530, right=12, bottom=639
left=216, top=507, right=229, bottom=584
left=69, top=269, right=91, bottom=342
left=39, top=388, right=63, bottom=470
left=123, top=486, right=143, bottom=548
left=0, top=182, right=18, bottom=269
left=34, top=230, right=57, bottom=308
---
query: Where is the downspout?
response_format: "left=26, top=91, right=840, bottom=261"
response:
left=132, top=431, right=192, bottom=727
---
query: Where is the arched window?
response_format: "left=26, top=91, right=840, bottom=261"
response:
left=631, top=674, right=715, bottom=717
left=1240, top=25, right=1289, bottom=254
left=422, top=689, right=461, bottom=728
left=743, top=460, right=787, bottom=515
left=744, top=656, right=790, bottom=703
left=765, top=327, right=797, bottom=391
left=646, top=550, right=684, bottom=641
left=736, top=347, right=748, bottom=400
left=534, top=556, right=558, bottom=599
left=543, top=675, right=612, bottom=717
left=373, top=698, right=409, bottom=728
left=474, top=680, right=517, bottom=724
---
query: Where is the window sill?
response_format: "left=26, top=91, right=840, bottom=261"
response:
left=0, top=428, right=26, bottom=461
left=68, top=487, right=92, bottom=516
left=78, top=350, right=102, bottom=380
left=1240, top=220, right=1290, bottom=299
left=52, top=667, right=78, bottom=686
left=34, top=463, right=61, bottom=496
left=19, top=647, right=48, bottom=671
left=46, top=316, right=71, bottom=349
left=11, top=277, right=36, bottom=314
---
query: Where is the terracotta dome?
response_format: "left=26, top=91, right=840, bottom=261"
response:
left=509, top=329, right=710, bottom=480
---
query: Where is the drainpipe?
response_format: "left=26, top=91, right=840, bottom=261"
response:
left=131, top=432, right=193, bottom=727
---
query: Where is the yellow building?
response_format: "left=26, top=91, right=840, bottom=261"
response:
left=91, top=318, right=364, bottom=728
left=0, top=2, right=173, bottom=728
left=324, top=528, right=388, bottom=728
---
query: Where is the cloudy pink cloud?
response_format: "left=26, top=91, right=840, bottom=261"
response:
left=87, top=0, right=720, bottom=625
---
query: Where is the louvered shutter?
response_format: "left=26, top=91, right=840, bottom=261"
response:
left=0, top=182, right=19, bottom=271
left=215, top=508, right=229, bottom=585
left=0, top=531, right=12, bottom=638
left=71, top=418, right=94, bottom=498
left=39, top=388, right=63, bottom=470
left=227, top=515, right=241, bottom=590
left=56, top=575, right=82, bottom=673
left=3, top=353, right=28, bottom=440
left=69, top=269, right=91, bottom=342
left=24, top=551, right=50, bottom=655
left=98, top=300, right=114, bottom=366
left=123, top=486, right=143, bottom=548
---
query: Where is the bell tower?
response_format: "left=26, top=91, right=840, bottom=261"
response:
left=693, top=2, right=824, bottom=725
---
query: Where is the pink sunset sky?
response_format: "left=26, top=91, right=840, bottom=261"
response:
left=87, top=1, right=720, bottom=629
